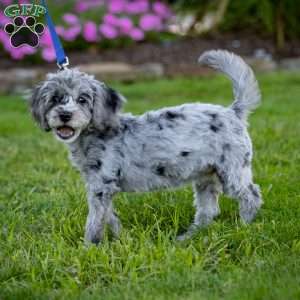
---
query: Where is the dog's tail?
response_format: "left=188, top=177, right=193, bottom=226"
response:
left=198, top=50, right=261, bottom=121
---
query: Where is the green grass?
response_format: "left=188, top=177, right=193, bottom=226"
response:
left=1, top=72, right=300, bottom=300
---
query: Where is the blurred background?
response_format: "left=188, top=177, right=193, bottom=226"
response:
left=0, top=0, right=299, bottom=93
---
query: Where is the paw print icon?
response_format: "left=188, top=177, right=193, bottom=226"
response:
left=4, top=16, right=45, bottom=48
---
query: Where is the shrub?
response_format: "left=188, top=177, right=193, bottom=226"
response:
left=170, top=0, right=300, bottom=48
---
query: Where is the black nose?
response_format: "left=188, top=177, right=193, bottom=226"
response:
left=59, top=111, right=72, bottom=123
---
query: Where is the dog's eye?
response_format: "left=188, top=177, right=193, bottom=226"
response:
left=52, top=95, right=61, bottom=103
left=78, top=96, right=88, bottom=104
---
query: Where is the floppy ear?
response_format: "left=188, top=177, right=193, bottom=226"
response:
left=29, top=83, right=51, bottom=131
left=105, top=87, right=126, bottom=114
left=91, top=80, right=126, bottom=132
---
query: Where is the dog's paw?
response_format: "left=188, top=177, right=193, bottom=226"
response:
left=176, top=224, right=199, bottom=242
left=84, top=238, right=102, bottom=247
left=108, top=214, right=122, bottom=238
left=84, top=231, right=103, bottom=246
left=176, top=233, right=191, bottom=242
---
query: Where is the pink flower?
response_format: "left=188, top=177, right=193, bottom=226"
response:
left=40, top=28, right=52, bottom=47
left=75, top=0, right=104, bottom=12
left=126, top=1, right=149, bottom=14
left=63, top=25, right=81, bottom=41
left=1, top=0, right=14, bottom=5
left=108, top=0, right=125, bottom=13
left=99, top=23, right=118, bottom=39
left=0, top=29, right=10, bottom=43
left=55, top=25, right=65, bottom=36
left=10, top=49, right=25, bottom=60
left=83, top=21, right=98, bottom=42
left=63, top=13, right=79, bottom=25
left=8, top=45, right=36, bottom=60
left=118, top=17, right=133, bottom=34
left=75, top=2, right=89, bottom=13
left=153, top=2, right=171, bottom=18
left=103, top=14, right=120, bottom=26
left=42, top=47, right=56, bottom=62
left=1, top=32, right=12, bottom=51
left=139, top=14, right=162, bottom=31
left=129, top=27, right=144, bottom=41
left=20, top=45, right=36, bottom=55
left=0, top=12, right=10, bottom=26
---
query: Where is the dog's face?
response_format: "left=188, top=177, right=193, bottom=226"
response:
left=30, top=69, right=125, bottom=143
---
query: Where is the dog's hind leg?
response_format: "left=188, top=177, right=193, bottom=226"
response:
left=238, top=182, right=262, bottom=223
left=106, top=203, right=122, bottom=238
left=177, top=174, right=222, bottom=241
left=219, top=165, right=263, bottom=223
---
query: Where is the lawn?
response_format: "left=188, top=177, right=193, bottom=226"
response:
left=0, top=72, right=300, bottom=300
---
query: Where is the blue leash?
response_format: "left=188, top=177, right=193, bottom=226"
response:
left=40, top=0, right=69, bottom=70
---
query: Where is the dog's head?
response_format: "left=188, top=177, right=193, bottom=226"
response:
left=29, top=68, right=125, bottom=143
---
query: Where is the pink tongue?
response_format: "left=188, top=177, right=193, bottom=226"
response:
left=58, top=127, right=74, bottom=137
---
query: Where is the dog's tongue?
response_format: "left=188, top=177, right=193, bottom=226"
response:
left=57, top=126, right=74, bottom=138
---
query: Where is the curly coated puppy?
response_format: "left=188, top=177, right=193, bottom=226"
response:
left=29, top=50, right=263, bottom=244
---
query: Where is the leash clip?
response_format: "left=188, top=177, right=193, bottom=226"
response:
left=57, top=57, right=69, bottom=70
left=41, top=0, right=70, bottom=70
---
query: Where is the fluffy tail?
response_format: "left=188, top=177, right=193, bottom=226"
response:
left=198, top=50, right=261, bottom=121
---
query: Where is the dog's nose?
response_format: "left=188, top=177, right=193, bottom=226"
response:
left=59, top=111, right=72, bottom=123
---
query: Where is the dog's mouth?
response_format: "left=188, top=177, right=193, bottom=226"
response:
left=55, top=126, right=75, bottom=140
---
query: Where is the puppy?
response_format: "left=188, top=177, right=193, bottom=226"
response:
left=29, top=50, right=263, bottom=244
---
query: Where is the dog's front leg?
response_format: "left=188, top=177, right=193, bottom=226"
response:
left=84, top=180, right=117, bottom=245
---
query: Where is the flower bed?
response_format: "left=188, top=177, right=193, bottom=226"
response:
left=0, top=0, right=172, bottom=61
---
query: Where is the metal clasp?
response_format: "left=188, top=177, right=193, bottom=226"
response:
left=57, top=57, right=70, bottom=70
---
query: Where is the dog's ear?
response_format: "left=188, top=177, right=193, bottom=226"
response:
left=29, top=83, right=51, bottom=131
left=91, top=80, right=126, bottom=132
left=104, top=87, right=126, bottom=114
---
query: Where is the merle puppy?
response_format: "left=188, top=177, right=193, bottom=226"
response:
left=29, top=50, right=263, bottom=244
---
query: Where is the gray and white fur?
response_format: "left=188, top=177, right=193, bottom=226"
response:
left=29, top=50, right=263, bottom=244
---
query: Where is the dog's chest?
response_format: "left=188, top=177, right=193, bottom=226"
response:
left=68, top=136, right=117, bottom=176
left=68, top=145, right=86, bottom=172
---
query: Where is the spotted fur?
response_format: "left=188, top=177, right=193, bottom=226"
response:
left=29, top=50, right=263, bottom=244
